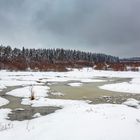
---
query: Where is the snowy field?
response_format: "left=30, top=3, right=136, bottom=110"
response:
left=0, top=68, right=140, bottom=140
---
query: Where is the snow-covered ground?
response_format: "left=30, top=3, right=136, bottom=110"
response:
left=0, top=68, right=140, bottom=140
left=0, top=100, right=140, bottom=140
left=0, top=97, right=9, bottom=107
left=6, top=86, right=50, bottom=98
left=0, top=68, right=140, bottom=87
left=0, top=84, right=6, bottom=92
left=123, top=98, right=140, bottom=108
left=100, top=78, right=140, bottom=94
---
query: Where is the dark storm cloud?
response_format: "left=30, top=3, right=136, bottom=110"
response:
left=0, top=0, right=140, bottom=57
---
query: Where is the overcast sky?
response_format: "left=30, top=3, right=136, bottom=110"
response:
left=0, top=0, right=140, bottom=57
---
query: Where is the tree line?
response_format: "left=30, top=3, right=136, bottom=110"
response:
left=0, top=45, right=119, bottom=71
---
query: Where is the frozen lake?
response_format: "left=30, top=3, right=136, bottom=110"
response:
left=0, top=76, right=140, bottom=121
left=0, top=68, right=140, bottom=140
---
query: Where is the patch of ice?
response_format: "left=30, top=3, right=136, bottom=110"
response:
left=14, top=108, right=24, bottom=111
left=68, top=82, right=83, bottom=87
left=51, top=92, right=64, bottom=96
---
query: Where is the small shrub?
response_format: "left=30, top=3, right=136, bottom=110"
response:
left=30, top=86, right=35, bottom=100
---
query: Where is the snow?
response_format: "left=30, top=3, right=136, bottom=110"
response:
left=0, top=84, right=6, bottom=91
left=21, top=97, right=88, bottom=107
left=6, top=86, right=50, bottom=98
left=0, top=100, right=140, bottom=140
left=1, top=68, right=140, bottom=89
left=0, top=68, right=140, bottom=139
left=67, top=68, right=140, bottom=79
left=50, top=92, right=64, bottom=96
left=123, top=98, right=140, bottom=108
left=68, top=82, right=83, bottom=87
left=33, top=113, right=41, bottom=118
left=0, top=97, right=9, bottom=107
left=0, top=79, right=42, bottom=87
left=14, top=108, right=24, bottom=111
left=80, top=79, right=106, bottom=83
left=0, top=109, right=11, bottom=121
left=100, top=78, right=140, bottom=94
left=130, top=78, right=140, bottom=84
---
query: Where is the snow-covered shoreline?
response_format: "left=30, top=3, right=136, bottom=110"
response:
left=1, top=68, right=140, bottom=94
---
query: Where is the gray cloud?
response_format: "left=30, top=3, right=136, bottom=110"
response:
left=0, top=0, right=140, bottom=57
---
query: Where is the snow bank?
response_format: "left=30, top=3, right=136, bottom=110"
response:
left=33, top=113, right=41, bottom=118
left=0, top=109, right=11, bottom=121
left=123, top=98, right=140, bottom=108
left=6, top=86, right=50, bottom=98
left=100, top=78, right=140, bottom=94
left=0, top=97, right=9, bottom=107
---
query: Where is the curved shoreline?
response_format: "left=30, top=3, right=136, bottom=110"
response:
left=0, top=86, right=60, bottom=121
